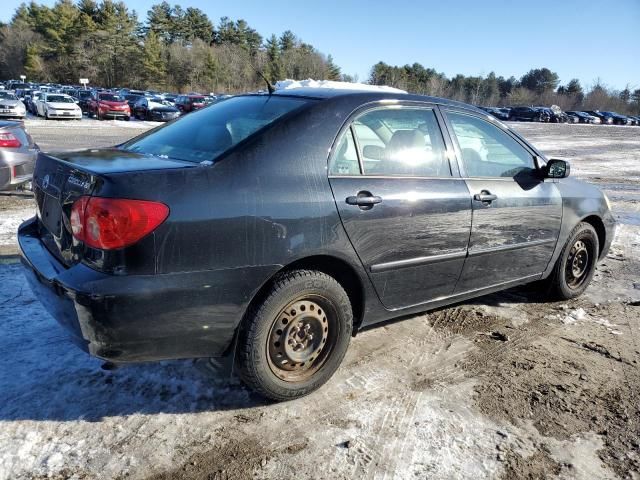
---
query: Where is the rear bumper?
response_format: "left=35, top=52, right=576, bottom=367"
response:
left=0, top=149, right=36, bottom=190
left=18, top=217, right=276, bottom=362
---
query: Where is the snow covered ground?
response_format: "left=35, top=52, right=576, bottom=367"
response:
left=0, top=122, right=639, bottom=479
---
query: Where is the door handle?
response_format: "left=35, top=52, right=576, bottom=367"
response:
left=346, top=192, right=382, bottom=209
left=473, top=190, right=498, bottom=203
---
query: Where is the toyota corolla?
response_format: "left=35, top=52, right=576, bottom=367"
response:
left=19, top=86, right=615, bottom=401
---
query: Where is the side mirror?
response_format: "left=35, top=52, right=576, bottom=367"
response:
left=545, top=159, right=570, bottom=179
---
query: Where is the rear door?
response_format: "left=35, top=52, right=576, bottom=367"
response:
left=329, top=105, right=472, bottom=310
left=441, top=109, right=562, bottom=293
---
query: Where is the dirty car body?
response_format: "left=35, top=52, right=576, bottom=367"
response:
left=19, top=89, right=615, bottom=367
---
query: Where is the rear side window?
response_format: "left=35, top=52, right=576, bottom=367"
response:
left=330, top=128, right=360, bottom=175
left=347, top=108, right=450, bottom=177
left=447, top=112, right=535, bottom=178
left=122, top=95, right=312, bottom=163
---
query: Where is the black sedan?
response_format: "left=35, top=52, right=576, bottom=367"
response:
left=509, top=106, right=548, bottom=122
left=478, top=106, right=510, bottom=120
left=133, top=97, right=181, bottom=121
left=19, top=88, right=615, bottom=401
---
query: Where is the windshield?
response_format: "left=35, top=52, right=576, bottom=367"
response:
left=47, top=95, right=74, bottom=103
left=99, top=94, right=123, bottom=102
left=122, top=95, right=312, bottom=163
left=0, top=92, right=17, bottom=100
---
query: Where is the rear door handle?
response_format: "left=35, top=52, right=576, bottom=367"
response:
left=473, top=190, right=498, bottom=203
left=346, top=192, right=382, bottom=209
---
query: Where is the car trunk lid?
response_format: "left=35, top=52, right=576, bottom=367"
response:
left=33, top=148, right=194, bottom=266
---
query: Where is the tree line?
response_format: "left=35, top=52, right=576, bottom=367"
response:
left=0, top=1, right=637, bottom=114
left=369, top=63, right=640, bottom=115
left=0, top=0, right=343, bottom=93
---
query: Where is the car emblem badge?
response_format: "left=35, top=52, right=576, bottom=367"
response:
left=42, top=174, right=50, bottom=189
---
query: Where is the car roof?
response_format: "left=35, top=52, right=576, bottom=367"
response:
left=255, top=88, right=484, bottom=113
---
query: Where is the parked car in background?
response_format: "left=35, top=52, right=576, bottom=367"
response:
left=564, top=112, right=580, bottom=123
left=132, top=97, right=181, bottom=121
left=478, top=106, right=510, bottom=120
left=124, top=94, right=144, bottom=112
left=87, top=92, right=131, bottom=120
left=509, top=106, right=547, bottom=122
left=598, top=111, right=632, bottom=126
left=25, top=91, right=43, bottom=115
left=175, top=94, right=207, bottom=113
left=0, top=120, right=38, bottom=190
left=627, top=115, right=640, bottom=126
left=7, top=81, right=29, bottom=91
left=36, top=93, right=82, bottom=120
left=0, top=92, right=27, bottom=119
left=584, top=111, right=614, bottom=125
left=566, top=111, right=599, bottom=124
left=75, top=89, right=93, bottom=113
left=19, top=88, right=615, bottom=401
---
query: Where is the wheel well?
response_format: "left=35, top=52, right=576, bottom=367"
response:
left=582, top=215, right=606, bottom=257
left=244, top=255, right=366, bottom=335
left=283, top=256, right=365, bottom=333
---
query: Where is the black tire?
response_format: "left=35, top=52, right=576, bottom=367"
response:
left=237, top=269, right=353, bottom=401
left=545, top=222, right=599, bottom=300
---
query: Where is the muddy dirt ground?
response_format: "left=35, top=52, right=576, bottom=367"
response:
left=0, top=122, right=638, bottom=479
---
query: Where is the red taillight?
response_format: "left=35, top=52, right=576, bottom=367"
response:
left=0, top=132, right=21, bottom=148
left=70, top=196, right=169, bottom=250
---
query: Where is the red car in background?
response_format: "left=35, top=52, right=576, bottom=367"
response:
left=87, top=92, right=131, bottom=121
left=175, top=94, right=206, bottom=113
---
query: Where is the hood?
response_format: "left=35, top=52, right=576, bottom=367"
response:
left=0, top=99, right=24, bottom=108
left=49, top=148, right=196, bottom=174
left=46, top=101, right=79, bottom=109
left=99, top=99, right=128, bottom=107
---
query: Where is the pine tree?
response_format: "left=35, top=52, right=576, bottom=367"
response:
left=142, top=30, right=166, bottom=88
left=326, top=54, right=341, bottom=81
left=24, top=44, right=44, bottom=80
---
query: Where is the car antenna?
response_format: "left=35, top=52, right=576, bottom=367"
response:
left=241, top=47, right=276, bottom=94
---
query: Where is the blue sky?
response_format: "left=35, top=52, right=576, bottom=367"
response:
left=3, top=0, right=639, bottom=90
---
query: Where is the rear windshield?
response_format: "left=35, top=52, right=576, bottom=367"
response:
left=46, top=95, right=74, bottom=103
left=122, top=95, right=312, bottom=163
left=99, top=94, right=122, bottom=101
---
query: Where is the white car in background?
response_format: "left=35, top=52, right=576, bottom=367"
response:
left=36, top=93, right=82, bottom=120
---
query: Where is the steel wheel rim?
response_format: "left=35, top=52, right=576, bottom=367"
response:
left=566, top=239, right=592, bottom=289
left=266, top=295, right=336, bottom=382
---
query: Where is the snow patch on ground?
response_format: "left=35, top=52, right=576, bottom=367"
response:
left=0, top=205, right=33, bottom=246
left=275, top=78, right=407, bottom=94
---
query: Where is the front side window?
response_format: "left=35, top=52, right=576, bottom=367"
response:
left=337, top=107, right=450, bottom=177
left=447, top=112, right=535, bottom=178
left=122, top=95, right=312, bottom=164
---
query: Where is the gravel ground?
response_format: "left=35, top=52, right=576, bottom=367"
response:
left=0, top=121, right=638, bottom=479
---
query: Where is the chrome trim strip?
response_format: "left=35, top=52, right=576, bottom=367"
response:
left=370, top=250, right=467, bottom=273
left=468, top=238, right=556, bottom=257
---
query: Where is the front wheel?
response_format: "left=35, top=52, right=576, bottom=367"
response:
left=545, top=222, right=599, bottom=299
left=237, top=270, right=353, bottom=401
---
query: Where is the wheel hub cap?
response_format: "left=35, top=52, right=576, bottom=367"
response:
left=268, top=299, right=330, bottom=378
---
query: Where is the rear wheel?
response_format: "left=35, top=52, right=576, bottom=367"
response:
left=545, top=222, right=599, bottom=299
left=237, top=270, right=352, bottom=401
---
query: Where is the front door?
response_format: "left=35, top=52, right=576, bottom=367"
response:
left=442, top=110, right=562, bottom=293
left=329, top=106, right=472, bottom=310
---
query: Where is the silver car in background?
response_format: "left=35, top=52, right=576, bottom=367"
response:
left=0, top=92, right=27, bottom=119
left=0, top=120, right=38, bottom=190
